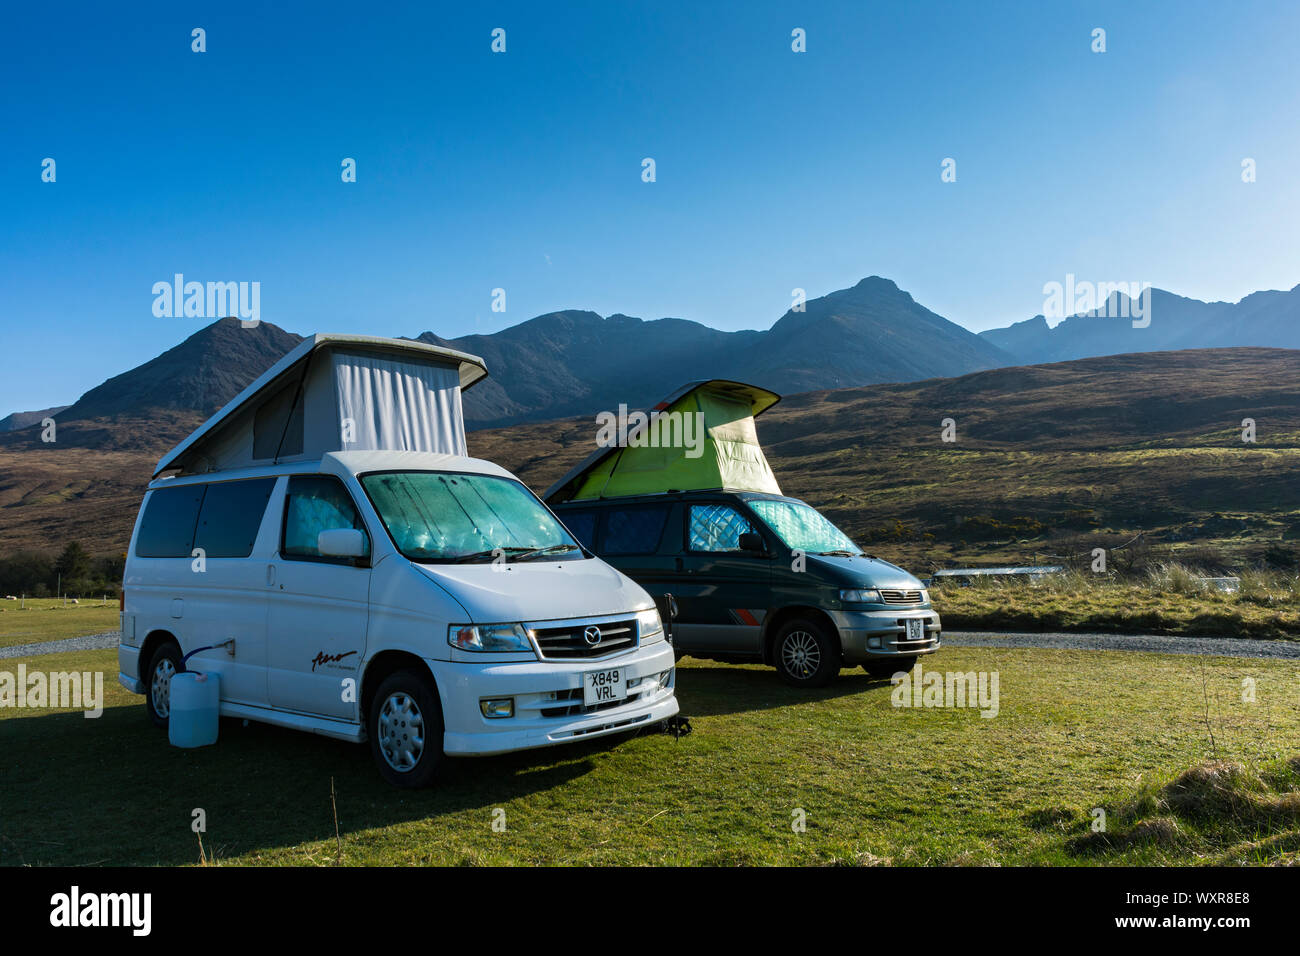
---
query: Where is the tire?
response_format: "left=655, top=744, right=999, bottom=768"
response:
left=368, top=669, right=444, bottom=789
left=144, top=641, right=183, bottom=729
left=864, top=656, right=917, bottom=679
left=773, top=618, right=840, bottom=687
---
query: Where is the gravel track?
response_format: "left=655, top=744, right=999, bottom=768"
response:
left=943, top=630, right=1300, bottom=660
left=0, top=631, right=120, bottom=660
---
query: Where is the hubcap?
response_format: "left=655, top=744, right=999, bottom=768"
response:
left=378, top=692, right=425, bottom=773
left=152, top=657, right=176, bottom=718
left=781, top=630, right=821, bottom=679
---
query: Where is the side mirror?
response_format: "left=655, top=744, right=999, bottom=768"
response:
left=318, top=528, right=367, bottom=558
left=738, top=532, right=765, bottom=554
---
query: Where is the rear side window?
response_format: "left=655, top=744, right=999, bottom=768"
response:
left=688, top=503, right=757, bottom=553
left=603, top=506, right=670, bottom=555
left=282, top=475, right=370, bottom=563
left=194, top=478, right=277, bottom=558
left=560, top=510, right=598, bottom=551
left=134, top=484, right=206, bottom=557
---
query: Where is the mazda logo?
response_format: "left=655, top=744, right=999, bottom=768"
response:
left=582, top=626, right=602, bottom=646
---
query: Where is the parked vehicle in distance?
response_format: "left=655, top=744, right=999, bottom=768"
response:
left=118, top=335, right=677, bottom=787
left=546, top=380, right=940, bottom=687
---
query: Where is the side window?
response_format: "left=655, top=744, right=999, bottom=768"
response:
left=135, top=484, right=206, bottom=558
left=282, top=475, right=370, bottom=563
left=560, top=510, right=598, bottom=551
left=603, top=506, right=670, bottom=556
left=194, top=478, right=277, bottom=558
left=688, top=503, right=757, bottom=553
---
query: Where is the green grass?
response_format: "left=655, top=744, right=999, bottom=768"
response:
left=933, top=566, right=1300, bottom=639
left=3, top=645, right=1299, bottom=866
left=0, top=597, right=118, bottom=649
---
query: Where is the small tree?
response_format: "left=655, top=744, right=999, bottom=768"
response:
left=54, top=542, right=92, bottom=587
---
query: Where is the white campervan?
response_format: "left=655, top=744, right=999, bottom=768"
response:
left=118, top=334, right=678, bottom=786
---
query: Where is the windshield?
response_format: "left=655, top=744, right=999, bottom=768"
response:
left=747, top=498, right=863, bottom=555
left=359, top=471, right=582, bottom=563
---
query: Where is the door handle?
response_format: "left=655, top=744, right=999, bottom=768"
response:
left=674, top=557, right=683, bottom=572
left=266, top=564, right=276, bottom=587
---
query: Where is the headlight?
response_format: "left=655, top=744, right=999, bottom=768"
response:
left=840, top=588, right=882, bottom=604
left=919, top=589, right=930, bottom=605
left=448, top=623, right=534, bottom=653
left=636, top=607, right=664, bottom=642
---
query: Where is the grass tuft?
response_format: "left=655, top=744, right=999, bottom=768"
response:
left=1067, top=755, right=1300, bottom=859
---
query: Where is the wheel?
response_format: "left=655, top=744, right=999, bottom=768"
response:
left=864, top=656, right=917, bottom=679
left=144, top=641, right=183, bottom=729
left=368, top=670, right=444, bottom=788
left=773, top=618, right=840, bottom=687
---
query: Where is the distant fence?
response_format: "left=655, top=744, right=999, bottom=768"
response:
left=928, top=566, right=1065, bottom=586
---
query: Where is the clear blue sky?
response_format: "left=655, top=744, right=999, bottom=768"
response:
left=3, top=0, right=1298, bottom=415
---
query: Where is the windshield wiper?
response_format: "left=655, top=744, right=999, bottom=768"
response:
left=816, top=549, right=865, bottom=557
left=512, top=544, right=581, bottom=561
left=453, top=547, right=534, bottom=563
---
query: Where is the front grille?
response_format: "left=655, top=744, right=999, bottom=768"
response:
left=540, top=688, right=630, bottom=719
left=532, top=618, right=638, bottom=660
left=880, top=589, right=923, bottom=605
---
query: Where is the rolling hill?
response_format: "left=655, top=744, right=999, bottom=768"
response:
left=0, top=406, right=68, bottom=432
left=468, top=347, right=1300, bottom=570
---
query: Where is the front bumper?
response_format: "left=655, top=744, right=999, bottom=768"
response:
left=433, top=640, right=679, bottom=756
left=830, top=608, right=941, bottom=664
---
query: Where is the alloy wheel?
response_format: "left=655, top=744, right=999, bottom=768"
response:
left=781, top=629, right=821, bottom=679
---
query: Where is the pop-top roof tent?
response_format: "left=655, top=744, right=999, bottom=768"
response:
left=543, top=379, right=783, bottom=504
left=153, top=334, right=488, bottom=478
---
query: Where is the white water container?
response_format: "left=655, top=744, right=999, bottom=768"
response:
left=168, top=671, right=220, bottom=748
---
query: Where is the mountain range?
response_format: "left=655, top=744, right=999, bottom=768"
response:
left=4, top=347, right=1297, bottom=565
left=420, top=276, right=1012, bottom=426
left=3, top=275, right=1299, bottom=443
left=980, top=285, right=1300, bottom=365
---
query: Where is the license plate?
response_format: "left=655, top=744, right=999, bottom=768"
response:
left=906, top=618, right=925, bottom=641
left=583, top=667, right=627, bottom=707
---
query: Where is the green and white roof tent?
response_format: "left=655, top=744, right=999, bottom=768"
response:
left=543, top=379, right=783, bottom=505
left=153, top=334, right=488, bottom=478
